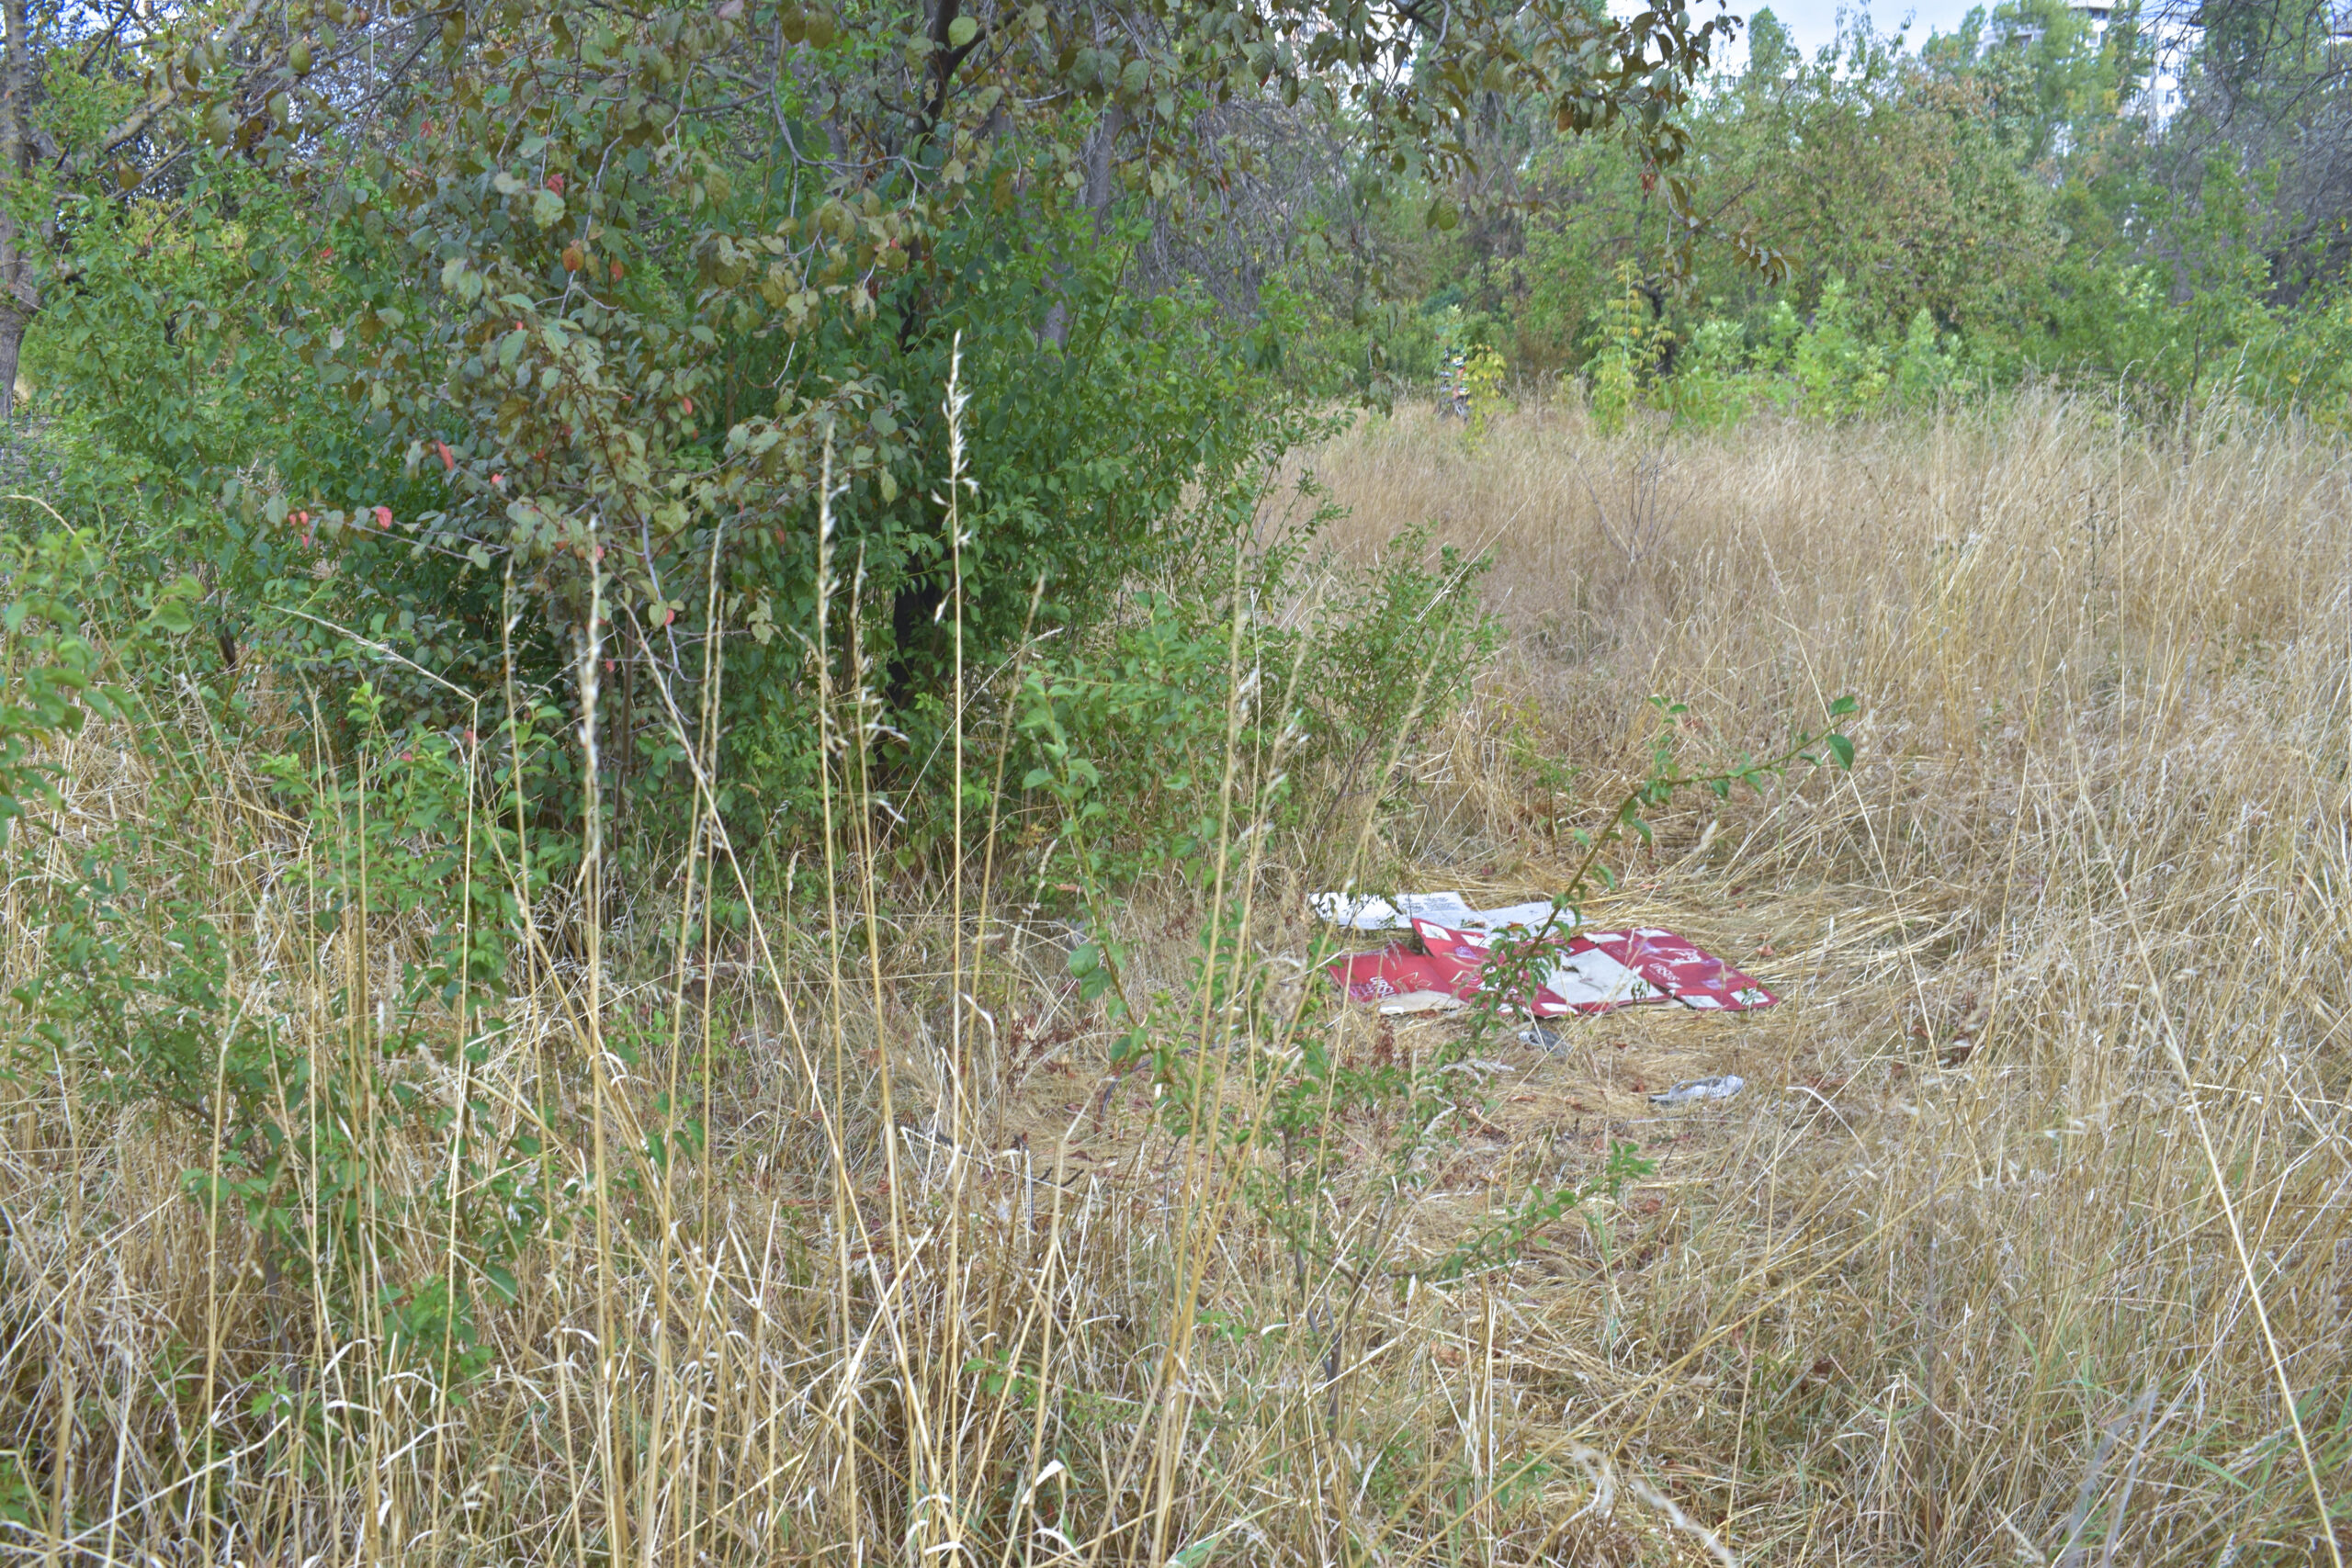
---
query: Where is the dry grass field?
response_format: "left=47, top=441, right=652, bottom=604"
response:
left=4, top=392, right=2349, bottom=1566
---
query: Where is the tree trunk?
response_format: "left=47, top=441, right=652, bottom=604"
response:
left=1038, top=103, right=1125, bottom=350
left=0, top=297, right=22, bottom=419
left=0, top=0, right=36, bottom=420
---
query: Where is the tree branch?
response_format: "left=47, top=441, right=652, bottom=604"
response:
left=83, top=0, right=272, bottom=164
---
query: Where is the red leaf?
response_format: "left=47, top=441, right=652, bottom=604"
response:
left=435, top=440, right=454, bottom=472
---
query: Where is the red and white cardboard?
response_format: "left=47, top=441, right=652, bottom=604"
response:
left=1326, top=918, right=1775, bottom=1016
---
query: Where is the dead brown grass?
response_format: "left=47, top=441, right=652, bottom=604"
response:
left=4, top=390, right=2349, bottom=1566
left=1295, top=392, right=2352, bottom=1563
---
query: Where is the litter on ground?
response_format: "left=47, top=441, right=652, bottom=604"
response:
left=1648, top=1074, right=1747, bottom=1107
left=1518, top=1023, right=1566, bottom=1054
left=1324, top=906, right=1775, bottom=1017
left=1376, top=989, right=1465, bottom=1016
left=1313, top=890, right=1568, bottom=932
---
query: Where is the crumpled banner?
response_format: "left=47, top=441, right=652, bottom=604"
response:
left=1327, top=919, right=1774, bottom=1016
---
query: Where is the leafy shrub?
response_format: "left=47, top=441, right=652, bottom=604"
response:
left=1, top=536, right=569, bottom=1389
left=1459, top=344, right=1510, bottom=444
left=1012, top=518, right=1498, bottom=893
left=22, top=0, right=1737, bottom=869
left=1659, top=316, right=1752, bottom=431
left=1893, top=308, right=1962, bottom=404
left=1784, top=278, right=1891, bottom=417
left=1586, top=265, right=1674, bottom=436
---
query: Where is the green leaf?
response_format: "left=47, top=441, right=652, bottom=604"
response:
left=947, top=15, right=979, bottom=48
left=1826, top=733, right=1855, bottom=769
left=530, top=188, right=567, bottom=229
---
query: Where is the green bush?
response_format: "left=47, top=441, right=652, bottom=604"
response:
left=0, top=535, right=571, bottom=1391
left=1012, top=516, right=1498, bottom=894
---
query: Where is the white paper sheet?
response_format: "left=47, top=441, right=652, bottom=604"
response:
left=1531, top=946, right=1656, bottom=1009
left=1312, top=891, right=1572, bottom=933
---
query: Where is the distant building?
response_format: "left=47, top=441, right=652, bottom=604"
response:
left=2071, top=0, right=2121, bottom=44
left=2004, top=1, right=2117, bottom=46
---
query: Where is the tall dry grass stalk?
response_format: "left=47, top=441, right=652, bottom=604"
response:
left=3, top=389, right=2348, bottom=1566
